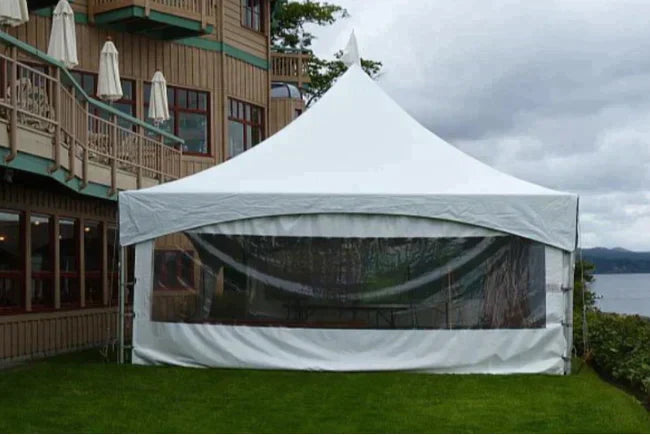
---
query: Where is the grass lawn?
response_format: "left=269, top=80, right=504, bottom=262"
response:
left=0, top=351, right=648, bottom=433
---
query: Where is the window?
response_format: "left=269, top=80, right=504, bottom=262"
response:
left=144, top=84, right=210, bottom=155
left=107, top=225, right=119, bottom=303
left=84, top=221, right=103, bottom=306
left=294, top=108, right=302, bottom=119
left=59, top=218, right=80, bottom=307
left=31, top=214, right=53, bottom=308
left=154, top=250, right=195, bottom=291
left=0, top=210, right=23, bottom=312
left=70, top=71, right=136, bottom=127
left=241, top=0, right=263, bottom=32
left=228, top=98, right=264, bottom=158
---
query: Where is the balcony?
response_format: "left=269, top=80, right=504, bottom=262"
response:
left=90, top=0, right=215, bottom=40
left=271, top=50, right=311, bottom=89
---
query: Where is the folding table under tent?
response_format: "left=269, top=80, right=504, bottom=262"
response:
left=119, top=64, right=579, bottom=374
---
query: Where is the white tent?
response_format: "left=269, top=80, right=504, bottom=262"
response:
left=120, top=64, right=578, bottom=374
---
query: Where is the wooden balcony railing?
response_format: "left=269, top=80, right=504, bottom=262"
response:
left=271, top=50, right=311, bottom=89
left=0, top=31, right=184, bottom=194
left=91, top=0, right=217, bottom=30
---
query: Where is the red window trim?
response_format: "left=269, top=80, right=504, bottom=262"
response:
left=0, top=209, right=24, bottom=312
left=227, top=97, right=264, bottom=158
left=144, top=83, right=211, bottom=156
left=241, top=0, right=264, bottom=33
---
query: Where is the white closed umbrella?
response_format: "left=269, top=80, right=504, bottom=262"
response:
left=47, top=0, right=78, bottom=69
left=97, top=37, right=123, bottom=102
left=148, top=70, right=170, bottom=125
left=0, top=0, right=29, bottom=27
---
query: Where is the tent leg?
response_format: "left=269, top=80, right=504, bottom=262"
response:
left=118, top=245, right=126, bottom=364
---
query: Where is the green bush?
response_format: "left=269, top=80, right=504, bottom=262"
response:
left=586, top=311, right=650, bottom=400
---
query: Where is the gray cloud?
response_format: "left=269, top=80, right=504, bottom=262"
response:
left=309, top=0, right=650, bottom=250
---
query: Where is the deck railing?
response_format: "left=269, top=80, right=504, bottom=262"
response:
left=271, top=50, right=311, bottom=89
left=0, top=31, right=184, bottom=192
left=91, top=0, right=217, bottom=29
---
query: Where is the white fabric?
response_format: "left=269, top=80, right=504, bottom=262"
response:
left=47, top=0, right=78, bottom=69
left=341, top=30, right=361, bottom=67
left=97, top=40, right=122, bottom=102
left=0, top=0, right=29, bottom=27
left=191, top=214, right=505, bottom=238
left=130, top=242, right=569, bottom=374
left=120, top=64, right=577, bottom=250
left=147, top=70, right=170, bottom=123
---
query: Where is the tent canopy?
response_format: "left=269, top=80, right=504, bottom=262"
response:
left=119, top=64, right=578, bottom=251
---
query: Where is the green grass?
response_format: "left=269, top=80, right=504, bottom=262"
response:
left=0, top=352, right=648, bottom=433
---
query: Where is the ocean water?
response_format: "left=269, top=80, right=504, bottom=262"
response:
left=591, top=273, right=650, bottom=317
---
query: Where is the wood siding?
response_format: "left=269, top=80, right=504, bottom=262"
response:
left=223, top=0, right=267, bottom=60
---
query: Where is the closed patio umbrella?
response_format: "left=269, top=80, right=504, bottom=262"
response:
left=47, top=0, right=78, bottom=69
left=0, top=0, right=29, bottom=27
left=97, top=37, right=122, bottom=102
left=148, top=70, right=170, bottom=126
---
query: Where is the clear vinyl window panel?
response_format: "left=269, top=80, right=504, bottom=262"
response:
left=151, top=234, right=546, bottom=329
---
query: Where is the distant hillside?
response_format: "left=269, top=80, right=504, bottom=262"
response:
left=581, top=247, right=650, bottom=274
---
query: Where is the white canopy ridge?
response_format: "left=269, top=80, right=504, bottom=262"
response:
left=47, top=0, right=78, bottom=69
left=120, top=64, right=578, bottom=251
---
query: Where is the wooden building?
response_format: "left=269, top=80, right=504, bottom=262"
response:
left=0, top=0, right=309, bottom=363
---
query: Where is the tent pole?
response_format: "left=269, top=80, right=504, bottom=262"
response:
left=118, top=245, right=126, bottom=364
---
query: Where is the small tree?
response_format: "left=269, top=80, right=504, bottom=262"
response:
left=271, top=0, right=383, bottom=107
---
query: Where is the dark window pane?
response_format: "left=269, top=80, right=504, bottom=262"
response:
left=83, top=75, right=95, bottom=96
left=0, top=210, right=22, bottom=310
left=31, top=215, right=51, bottom=272
left=59, top=218, right=76, bottom=273
left=0, top=211, right=21, bottom=270
left=84, top=221, right=101, bottom=271
left=245, top=125, right=252, bottom=149
left=167, top=87, right=174, bottom=105
left=144, top=83, right=151, bottom=104
left=121, top=80, right=133, bottom=99
left=245, top=104, right=251, bottom=121
left=177, top=89, right=187, bottom=108
left=188, top=91, right=197, bottom=109
left=251, top=126, right=262, bottom=146
left=198, top=93, right=208, bottom=111
left=178, top=112, right=208, bottom=154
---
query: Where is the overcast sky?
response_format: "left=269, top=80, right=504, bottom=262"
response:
left=308, top=0, right=650, bottom=251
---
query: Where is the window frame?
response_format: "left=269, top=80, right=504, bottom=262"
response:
left=83, top=220, right=104, bottom=307
left=30, top=213, right=55, bottom=311
left=0, top=209, right=24, bottom=313
left=69, top=70, right=137, bottom=120
left=58, top=216, right=81, bottom=308
left=144, top=83, right=211, bottom=156
left=241, top=0, right=264, bottom=33
left=227, top=98, right=264, bottom=159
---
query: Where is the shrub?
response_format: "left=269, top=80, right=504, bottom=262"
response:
left=586, top=311, right=650, bottom=400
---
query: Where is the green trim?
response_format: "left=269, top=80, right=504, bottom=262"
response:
left=30, top=9, right=269, bottom=70
left=94, top=6, right=214, bottom=34
left=0, top=149, right=117, bottom=201
left=0, top=31, right=184, bottom=144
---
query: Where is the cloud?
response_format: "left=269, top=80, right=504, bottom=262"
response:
left=308, top=0, right=650, bottom=250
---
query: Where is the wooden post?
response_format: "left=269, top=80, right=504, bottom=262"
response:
left=49, top=68, right=62, bottom=173
left=136, top=126, right=143, bottom=189
left=110, top=115, right=118, bottom=195
left=5, top=46, right=18, bottom=163
left=82, top=101, right=89, bottom=189
left=53, top=215, right=60, bottom=310
left=200, top=0, right=207, bottom=31
left=66, top=87, right=76, bottom=181
left=79, top=217, right=85, bottom=308
left=158, top=134, right=164, bottom=183
left=88, top=0, right=95, bottom=24
left=101, top=222, right=108, bottom=306
left=144, top=0, right=151, bottom=17
left=24, top=210, right=32, bottom=312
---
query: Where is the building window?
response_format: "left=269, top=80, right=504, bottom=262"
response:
left=241, top=0, right=263, bottom=32
left=228, top=98, right=264, bottom=158
left=59, top=218, right=80, bottom=307
left=70, top=71, right=136, bottom=127
left=154, top=250, right=195, bottom=291
left=84, top=221, right=103, bottom=306
left=294, top=108, right=302, bottom=119
left=107, top=224, right=119, bottom=304
left=31, top=214, right=53, bottom=308
left=144, top=84, right=210, bottom=155
left=0, top=210, right=23, bottom=312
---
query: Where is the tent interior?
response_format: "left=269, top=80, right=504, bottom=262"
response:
left=120, top=64, right=578, bottom=374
